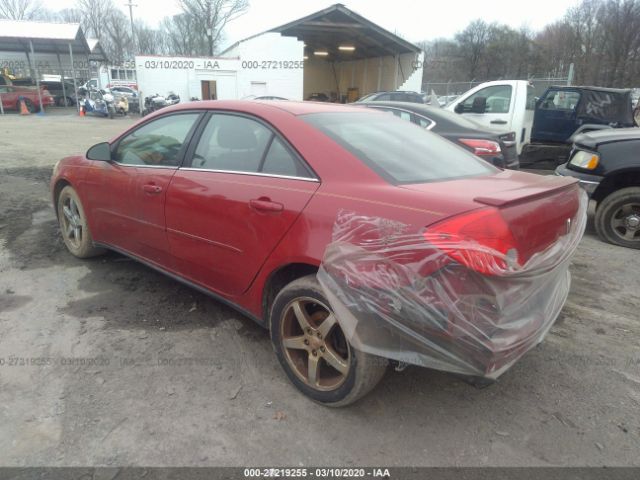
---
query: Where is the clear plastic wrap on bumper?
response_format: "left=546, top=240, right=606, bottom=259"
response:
left=317, top=192, right=588, bottom=379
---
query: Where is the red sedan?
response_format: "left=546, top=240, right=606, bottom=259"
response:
left=0, top=85, right=55, bottom=112
left=51, top=101, right=585, bottom=406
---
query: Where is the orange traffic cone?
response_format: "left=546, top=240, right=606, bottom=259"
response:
left=19, top=98, right=30, bottom=115
left=79, top=105, right=85, bottom=117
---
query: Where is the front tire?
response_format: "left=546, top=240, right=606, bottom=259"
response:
left=270, top=275, right=387, bottom=407
left=57, top=186, right=105, bottom=258
left=594, top=187, right=640, bottom=249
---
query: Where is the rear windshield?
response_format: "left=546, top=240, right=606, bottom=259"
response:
left=301, top=112, right=497, bottom=184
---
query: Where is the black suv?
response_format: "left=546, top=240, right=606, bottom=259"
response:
left=356, top=91, right=424, bottom=104
left=556, top=128, right=640, bottom=249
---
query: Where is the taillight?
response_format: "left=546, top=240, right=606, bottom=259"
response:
left=459, top=139, right=501, bottom=156
left=424, top=208, right=520, bottom=276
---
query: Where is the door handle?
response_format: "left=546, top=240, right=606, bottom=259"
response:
left=143, top=184, right=163, bottom=194
left=490, top=120, right=508, bottom=125
left=249, top=197, right=283, bottom=213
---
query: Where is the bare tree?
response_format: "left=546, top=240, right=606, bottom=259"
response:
left=161, top=13, right=203, bottom=56
left=102, top=9, right=132, bottom=64
left=75, top=0, right=114, bottom=39
left=136, top=21, right=165, bottom=56
left=178, top=0, right=249, bottom=55
left=57, top=7, right=84, bottom=24
left=455, top=20, right=491, bottom=80
left=0, top=0, right=41, bottom=20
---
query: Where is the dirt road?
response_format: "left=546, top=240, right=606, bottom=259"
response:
left=0, top=113, right=638, bottom=466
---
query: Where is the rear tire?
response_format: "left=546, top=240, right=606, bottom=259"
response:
left=594, top=187, right=640, bottom=249
left=270, top=275, right=387, bottom=407
left=57, top=186, right=106, bottom=258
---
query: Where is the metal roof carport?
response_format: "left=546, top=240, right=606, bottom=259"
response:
left=269, top=3, right=423, bottom=100
left=0, top=19, right=108, bottom=114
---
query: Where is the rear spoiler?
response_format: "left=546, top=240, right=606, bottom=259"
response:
left=474, top=176, right=578, bottom=207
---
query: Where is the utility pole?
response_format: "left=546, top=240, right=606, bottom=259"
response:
left=125, top=0, right=137, bottom=54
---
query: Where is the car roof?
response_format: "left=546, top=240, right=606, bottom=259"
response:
left=164, top=99, right=373, bottom=116
left=551, top=85, right=632, bottom=94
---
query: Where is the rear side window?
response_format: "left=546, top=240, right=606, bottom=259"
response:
left=192, top=114, right=272, bottom=172
left=262, top=138, right=305, bottom=177
left=302, top=112, right=496, bottom=184
left=191, top=114, right=314, bottom=178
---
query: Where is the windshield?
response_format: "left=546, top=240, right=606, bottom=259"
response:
left=301, top=112, right=497, bottom=184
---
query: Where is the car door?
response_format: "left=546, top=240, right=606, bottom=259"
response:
left=0, top=86, right=18, bottom=109
left=531, top=89, right=581, bottom=143
left=455, top=84, right=513, bottom=130
left=0, top=86, right=10, bottom=110
left=165, top=112, right=320, bottom=297
left=83, top=112, right=202, bottom=265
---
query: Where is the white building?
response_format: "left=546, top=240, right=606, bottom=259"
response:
left=135, top=32, right=303, bottom=101
left=135, top=4, right=423, bottom=102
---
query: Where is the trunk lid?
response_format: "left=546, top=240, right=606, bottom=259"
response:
left=403, top=170, right=581, bottom=265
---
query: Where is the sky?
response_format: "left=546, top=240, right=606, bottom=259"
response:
left=43, top=0, right=581, bottom=47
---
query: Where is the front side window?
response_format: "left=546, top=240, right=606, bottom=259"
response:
left=114, top=113, right=199, bottom=166
left=191, top=114, right=313, bottom=178
left=462, top=85, right=512, bottom=114
left=302, top=112, right=495, bottom=184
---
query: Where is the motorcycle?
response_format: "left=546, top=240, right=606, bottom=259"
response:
left=115, top=95, right=129, bottom=116
left=166, top=92, right=180, bottom=106
left=142, top=93, right=168, bottom=116
left=81, top=89, right=116, bottom=118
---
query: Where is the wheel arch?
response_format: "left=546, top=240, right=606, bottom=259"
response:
left=262, top=262, right=319, bottom=329
left=593, top=169, right=640, bottom=205
left=52, top=178, right=72, bottom=218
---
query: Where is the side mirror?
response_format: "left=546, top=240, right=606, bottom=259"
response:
left=470, top=96, right=487, bottom=114
left=86, top=142, right=112, bottom=162
left=454, top=102, right=464, bottom=114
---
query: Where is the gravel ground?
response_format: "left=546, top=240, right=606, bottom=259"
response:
left=0, top=113, right=638, bottom=467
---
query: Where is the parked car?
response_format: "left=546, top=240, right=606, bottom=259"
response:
left=42, top=80, right=78, bottom=106
left=361, top=101, right=519, bottom=169
left=306, top=92, right=330, bottom=102
left=10, top=78, right=78, bottom=106
left=356, top=91, right=424, bottom=104
left=0, top=84, right=55, bottom=112
left=51, top=101, right=584, bottom=406
left=556, top=128, right=640, bottom=249
left=446, top=81, right=637, bottom=168
left=110, top=85, right=138, bottom=99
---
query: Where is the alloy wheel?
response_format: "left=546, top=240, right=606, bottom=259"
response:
left=61, top=195, right=83, bottom=249
left=280, top=297, right=351, bottom=391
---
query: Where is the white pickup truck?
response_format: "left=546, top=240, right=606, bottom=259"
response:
left=445, top=80, right=535, bottom=155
